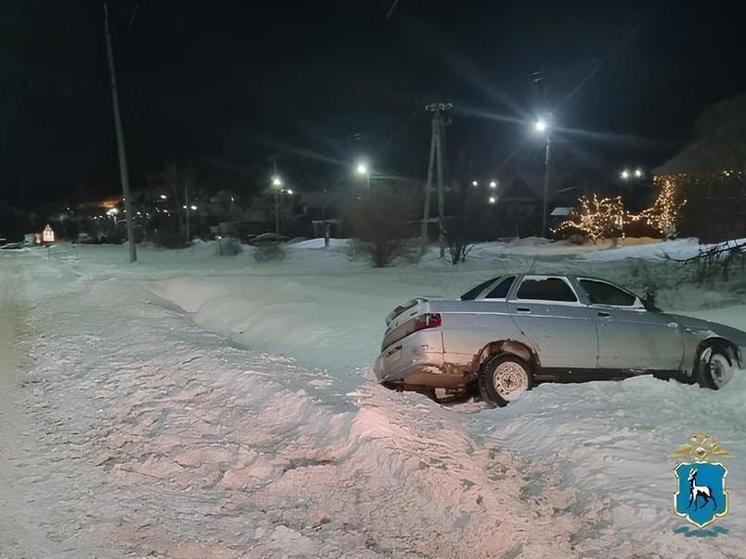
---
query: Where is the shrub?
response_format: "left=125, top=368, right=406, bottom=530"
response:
left=445, top=220, right=475, bottom=265
left=344, top=186, right=417, bottom=267
left=218, top=236, right=243, bottom=256
left=253, top=242, right=286, bottom=262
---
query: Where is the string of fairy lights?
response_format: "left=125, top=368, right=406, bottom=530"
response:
left=553, top=176, right=686, bottom=240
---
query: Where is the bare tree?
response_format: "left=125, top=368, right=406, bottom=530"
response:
left=345, top=185, right=417, bottom=267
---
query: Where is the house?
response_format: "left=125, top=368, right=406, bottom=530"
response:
left=651, top=93, right=746, bottom=241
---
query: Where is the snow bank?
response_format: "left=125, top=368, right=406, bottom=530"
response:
left=22, top=238, right=746, bottom=557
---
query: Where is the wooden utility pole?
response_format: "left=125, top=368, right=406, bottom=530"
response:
left=271, top=155, right=280, bottom=237
left=420, top=102, right=451, bottom=258
left=103, top=2, right=136, bottom=263
left=184, top=182, right=191, bottom=243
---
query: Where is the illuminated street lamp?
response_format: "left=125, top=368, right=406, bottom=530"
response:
left=620, top=168, right=644, bottom=180
left=355, top=160, right=371, bottom=191
left=271, top=175, right=284, bottom=236
left=159, top=194, right=167, bottom=200
left=488, top=195, right=497, bottom=205
left=190, top=205, right=197, bottom=211
left=489, top=180, right=497, bottom=189
left=472, top=180, right=479, bottom=187
left=533, top=115, right=552, bottom=235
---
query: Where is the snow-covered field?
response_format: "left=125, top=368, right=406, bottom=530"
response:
left=2, top=237, right=745, bottom=558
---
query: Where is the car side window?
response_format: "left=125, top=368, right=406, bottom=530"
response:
left=579, top=279, right=636, bottom=307
left=484, top=276, right=515, bottom=299
left=515, top=277, right=577, bottom=302
left=460, top=277, right=499, bottom=301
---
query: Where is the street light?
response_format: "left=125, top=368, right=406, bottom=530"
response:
left=634, top=168, right=643, bottom=178
left=190, top=205, right=197, bottom=211
left=620, top=169, right=630, bottom=180
left=355, top=160, right=371, bottom=191
left=472, top=180, right=479, bottom=187
left=488, top=195, right=497, bottom=204
left=533, top=115, right=552, bottom=236
left=271, top=176, right=283, bottom=236
left=489, top=180, right=497, bottom=189
left=160, top=194, right=167, bottom=200
left=286, top=189, right=294, bottom=195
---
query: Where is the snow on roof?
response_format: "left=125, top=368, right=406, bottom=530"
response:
left=550, top=206, right=573, bottom=217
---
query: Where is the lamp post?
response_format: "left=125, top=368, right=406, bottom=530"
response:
left=356, top=161, right=370, bottom=192
left=534, top=117, right=551, bottom=236
left=272, top=176, right=283, bottom=236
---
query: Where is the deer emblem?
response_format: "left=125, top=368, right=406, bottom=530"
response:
left=687, top=468, right=717, bottom=511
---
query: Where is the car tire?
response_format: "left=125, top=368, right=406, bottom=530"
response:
left=478, top=354, right=533, bottom=407
left=696, top=343, right=736, bottom=390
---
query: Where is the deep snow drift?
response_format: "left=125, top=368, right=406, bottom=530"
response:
left=3, top=237, right=746, bottom=558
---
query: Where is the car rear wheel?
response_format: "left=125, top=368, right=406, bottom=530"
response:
left=478, top=355, right=533, bottom=407
left=697, top=344, right=736, bottom=390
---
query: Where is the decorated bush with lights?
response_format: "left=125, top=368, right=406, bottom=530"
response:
left=553, top=181, right=686, bottom=241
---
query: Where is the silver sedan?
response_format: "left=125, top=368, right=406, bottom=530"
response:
left=374, top=274, right=746, bottom=406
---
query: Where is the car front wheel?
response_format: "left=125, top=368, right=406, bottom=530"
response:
left=478, top=355, right=533, bottom=407
left=697, top=344, right=736, bottom=390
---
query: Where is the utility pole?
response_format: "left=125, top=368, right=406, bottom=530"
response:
left=420, top=102, right=451, bottom=258
left=103, top=1, right=136, bottom=263
left=541, top=133, right=551, bottom=236
left=184, top=182, right=190, bottom=243
left=419, top=119, right=437, bottom=257
left=271, top=155, right=280, bottom=237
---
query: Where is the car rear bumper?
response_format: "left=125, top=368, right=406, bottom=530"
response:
left=374, top=330, right=471, bottom=388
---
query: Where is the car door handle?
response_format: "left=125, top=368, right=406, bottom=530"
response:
left=516, top=307, right=531, bottom=313
left=597, top=311, right=611, bottom=318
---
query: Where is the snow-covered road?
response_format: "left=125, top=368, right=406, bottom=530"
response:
left=2, top=240, right=745, bottom=558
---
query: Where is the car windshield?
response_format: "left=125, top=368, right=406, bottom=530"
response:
left=460, top=277, right=500, bottom=300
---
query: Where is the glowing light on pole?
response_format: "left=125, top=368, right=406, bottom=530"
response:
left=534, top=116, right=552, bottom=235
left=271, top=176, right=283, bottom=236
left=355, top=161, right=370, bottom=191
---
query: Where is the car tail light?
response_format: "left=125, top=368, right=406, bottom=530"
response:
left=413, top=313, right=442, bottom=332
left=381, top=313, right=442, bottom=350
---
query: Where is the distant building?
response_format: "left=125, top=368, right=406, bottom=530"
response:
left=652, top=93, right=746, bottom=242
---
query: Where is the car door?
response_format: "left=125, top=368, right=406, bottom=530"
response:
left=507, top=275, right=598, bottom=370
left=576, top=278, right=684, bottom=372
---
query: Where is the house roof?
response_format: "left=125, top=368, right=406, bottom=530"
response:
left=652, top=141, right=733, bottom=175
left=653, top=93, right=746, bottom=175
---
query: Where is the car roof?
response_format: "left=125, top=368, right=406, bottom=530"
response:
left=496, top=273, right=620, bottom=283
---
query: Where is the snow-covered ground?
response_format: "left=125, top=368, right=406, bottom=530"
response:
left=2, top=238, right=745, bottom=558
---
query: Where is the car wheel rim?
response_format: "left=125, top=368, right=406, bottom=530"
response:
left=492, top=362, right=529, bottom=401
left=709, top=353, right=734, bottom=388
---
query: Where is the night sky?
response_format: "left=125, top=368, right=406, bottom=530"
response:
left=2, top=0, right=746, bottom=208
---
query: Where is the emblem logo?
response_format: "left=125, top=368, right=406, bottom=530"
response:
left=673, top=432, right=730, bottom=528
